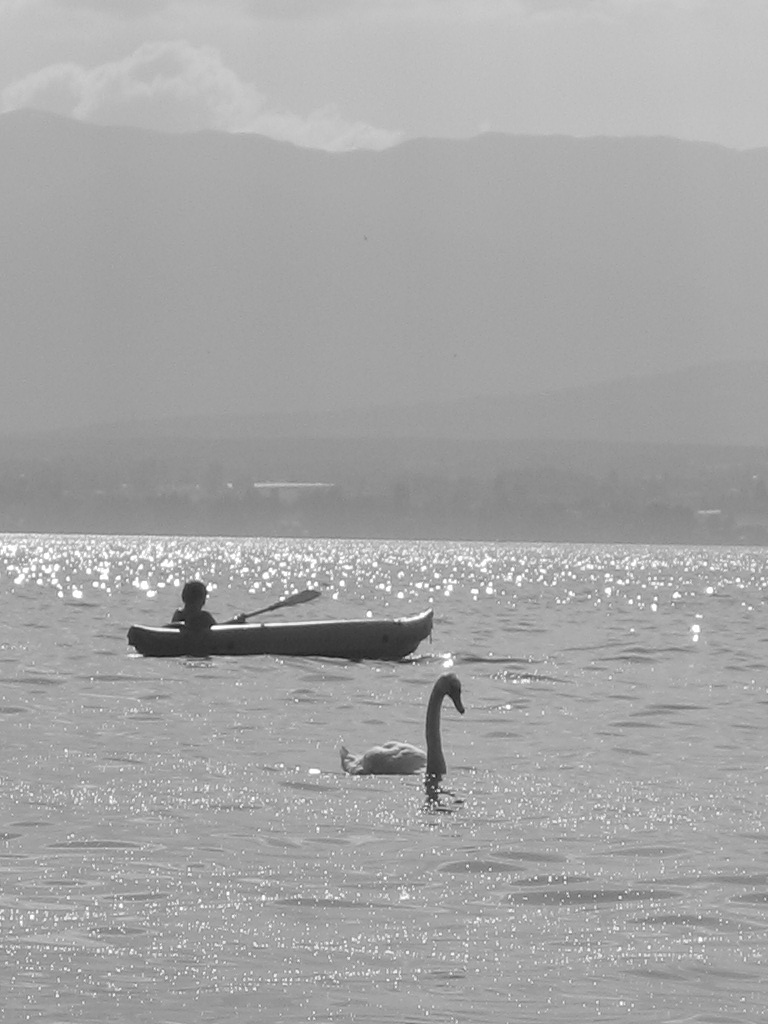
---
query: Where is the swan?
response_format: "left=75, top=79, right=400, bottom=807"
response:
left=340, top=673, right=464, bottom=776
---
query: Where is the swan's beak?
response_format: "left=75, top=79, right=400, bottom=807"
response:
left=453, top=694, right=465, bottom=714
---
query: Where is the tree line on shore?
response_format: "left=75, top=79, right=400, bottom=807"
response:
left=1, top=444, right=767, bottom=545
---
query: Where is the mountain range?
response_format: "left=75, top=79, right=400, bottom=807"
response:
left=67, top=359, right=767, bottom=450
left=2, top=110, right=768, bottom=448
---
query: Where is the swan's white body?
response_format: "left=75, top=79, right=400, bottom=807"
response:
left=340, top=740, right=427, bottom=776
left=340, top=673, right=464, bottom=776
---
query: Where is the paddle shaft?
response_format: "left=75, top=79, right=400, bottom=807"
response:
left=242, top=588, right=322, bottom=620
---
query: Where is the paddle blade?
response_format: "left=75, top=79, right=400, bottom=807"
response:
left=280, top=588, right=322, bottom=608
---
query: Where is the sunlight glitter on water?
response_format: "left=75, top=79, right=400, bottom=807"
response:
left=4, top=534, right=768, bottom=614
left=1, top=534, right=768, bottom=1022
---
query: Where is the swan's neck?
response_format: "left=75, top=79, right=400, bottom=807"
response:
left=425, top=688, right=446, bottom=777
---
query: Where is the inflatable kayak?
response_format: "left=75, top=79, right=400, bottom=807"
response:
left=127, top=608, right=433, bottom=660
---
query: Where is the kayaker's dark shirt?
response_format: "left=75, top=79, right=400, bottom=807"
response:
left=171, top=608, right=215, bottom=631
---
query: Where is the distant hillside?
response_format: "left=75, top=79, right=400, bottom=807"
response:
left=2, top=111, right=768, bottom=437
left=41, top=359, right=768, bottom=450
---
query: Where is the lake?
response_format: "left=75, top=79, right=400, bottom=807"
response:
left=1, top=533, right=767, bottom=1022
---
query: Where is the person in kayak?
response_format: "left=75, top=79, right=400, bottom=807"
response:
left=169, top=580, right=246, bottom=630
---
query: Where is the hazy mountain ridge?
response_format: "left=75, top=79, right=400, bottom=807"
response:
left=2, top=111, right=768, bottom=438
left=4, top=354, right=768, bottom=543
left=29, top=358, right=768, bottom=450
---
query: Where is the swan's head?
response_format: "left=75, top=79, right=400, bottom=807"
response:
left=436, top=672, right=464, bottom=714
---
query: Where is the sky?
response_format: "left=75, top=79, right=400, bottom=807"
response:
left=0, top=0, right=767, bottom=151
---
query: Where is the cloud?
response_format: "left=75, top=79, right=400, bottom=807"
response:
left=0, top=38, right=402, bottom=149
left=4, top=0, right=766, bottom=151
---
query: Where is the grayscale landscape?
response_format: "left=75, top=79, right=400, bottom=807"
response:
left=5, top=9, right=768, bottom=1024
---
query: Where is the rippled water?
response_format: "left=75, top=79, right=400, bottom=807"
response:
left=1, top=533, right=767, bottom=1022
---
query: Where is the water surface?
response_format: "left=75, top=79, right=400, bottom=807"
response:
left=1, top=534, right=767, bottom=1022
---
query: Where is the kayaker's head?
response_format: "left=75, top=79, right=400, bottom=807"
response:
left=181, top=580, right=208, bottom=609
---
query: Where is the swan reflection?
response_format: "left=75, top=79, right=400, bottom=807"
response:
left=424, top=771, right=464, bottom=812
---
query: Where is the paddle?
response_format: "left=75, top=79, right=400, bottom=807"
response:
left=240, top=588, right=322, bottom=621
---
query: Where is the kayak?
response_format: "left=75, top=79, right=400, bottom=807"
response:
left=127, top=608, right=434, bottom=660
